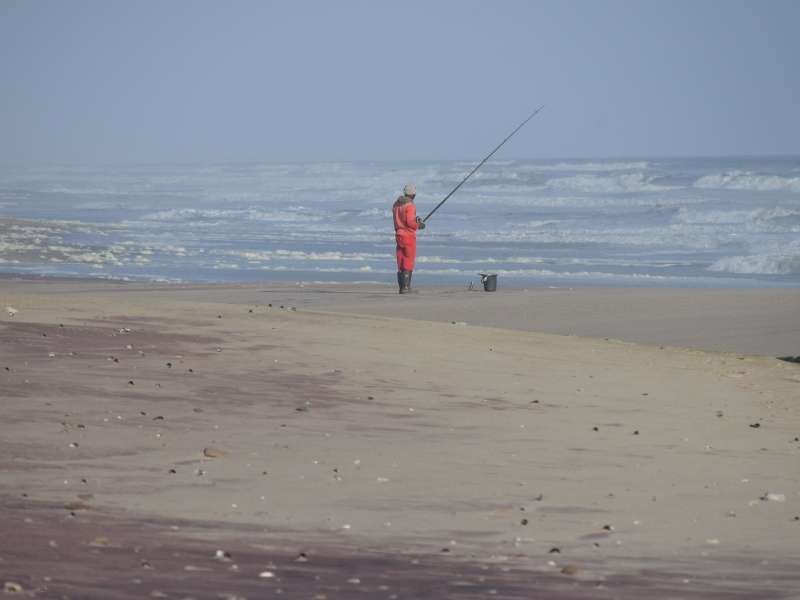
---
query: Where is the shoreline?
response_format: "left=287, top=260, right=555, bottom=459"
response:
left=3, top=278, right=798, bottom=356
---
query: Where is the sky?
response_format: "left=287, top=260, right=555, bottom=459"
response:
left=1, top=0, right=798, bottom=164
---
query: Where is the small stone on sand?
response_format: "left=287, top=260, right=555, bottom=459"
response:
left=561, top=565, right=579, bottom=576
left=89, top=536, right=111, bottom=547
left=3, top=582, right=23, bottom=594
left=762, top=492, right=786, bottom=502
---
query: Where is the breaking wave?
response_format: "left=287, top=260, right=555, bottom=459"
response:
left=521, top=161, right=650, bottom=172
left=694, top=171, right=800, bottom=193
left=545, top=173, right=674, bottom=193
left=708, top=254, right=800, bottom=275
left=676, top=207, right=800, bottom=232
left=227, top=249, right=386, bottom=262
left=140, top=208, right=324, bottom=223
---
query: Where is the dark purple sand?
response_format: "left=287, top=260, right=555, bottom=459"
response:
left=2, top=505, right=798, bottom=600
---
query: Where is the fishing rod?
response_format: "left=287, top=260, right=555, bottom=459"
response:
left=422, top=105, right=544, bottom=223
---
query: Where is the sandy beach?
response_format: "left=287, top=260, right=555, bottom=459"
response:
left=1, top=279, right=799, bottom=599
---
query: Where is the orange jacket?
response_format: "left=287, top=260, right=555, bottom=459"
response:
left=392, top=195, right=419, bottom=237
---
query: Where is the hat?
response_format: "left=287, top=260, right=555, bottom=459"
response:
left=403, top=183, right=416, bottom=197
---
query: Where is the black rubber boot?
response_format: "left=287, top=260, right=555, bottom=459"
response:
left=399, top=271, right=411, bottom=294
left=397, top=271, right=404, bottom=294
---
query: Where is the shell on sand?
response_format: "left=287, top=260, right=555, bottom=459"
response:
left=203, top=447, right=227, bottom=458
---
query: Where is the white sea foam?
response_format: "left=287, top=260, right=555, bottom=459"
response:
left=448, top=226, right=725, bottom=250
left=695, top=171, right=800, bottom=193
left=358, top=207, right=392, bottom=217
left=545, top=173, right=674, bottom=193
left=518, top=161, right=651, bottom=173
left=141, top=208, right=234, bottom=222
left=246, top=209, right=324, bottom=222
left=677, top=206, right=800, bottom=232
left=228, top=249, right=386, bottom=262
left=139, top=207, right=324, bottom=223
left=708, top=254, right=800, bottom=275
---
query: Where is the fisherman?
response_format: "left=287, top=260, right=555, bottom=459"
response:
left=392, top=183, right=425, bottom=294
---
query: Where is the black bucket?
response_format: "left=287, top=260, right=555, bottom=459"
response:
left=480, top=273, right=498, bottom=292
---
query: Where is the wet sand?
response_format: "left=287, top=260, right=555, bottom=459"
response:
left=1, top=279, right=799, bottom=598
left=5, top=278, right=797, bottom=355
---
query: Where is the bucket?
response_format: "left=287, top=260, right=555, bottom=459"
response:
left=479, top=273, right=498, bottom=292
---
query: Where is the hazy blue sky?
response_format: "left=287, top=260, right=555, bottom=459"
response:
left=1, top=0, right=798, bottom=163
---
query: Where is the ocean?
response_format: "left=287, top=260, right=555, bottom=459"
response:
left=1, top=156, right=799, bottom=288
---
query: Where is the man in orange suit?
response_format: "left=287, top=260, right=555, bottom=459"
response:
left=392, top=183, right=426, bottom=294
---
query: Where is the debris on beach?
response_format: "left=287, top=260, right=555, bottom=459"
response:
left=183, top=564, right=210, bottom=572
left=89, top=536, right=111, bottom=547
left=761, top=492, right=786, bottom=502
left=5, top=306, right=18, bottom=318
left=203, top=447, right=227, bottom=458
left=561, top=564, right=579, bottom=576
left=3, top=582, right=23, bottom=594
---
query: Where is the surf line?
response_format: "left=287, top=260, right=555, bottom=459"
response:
left=421, top=105, right=545, bottom=224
